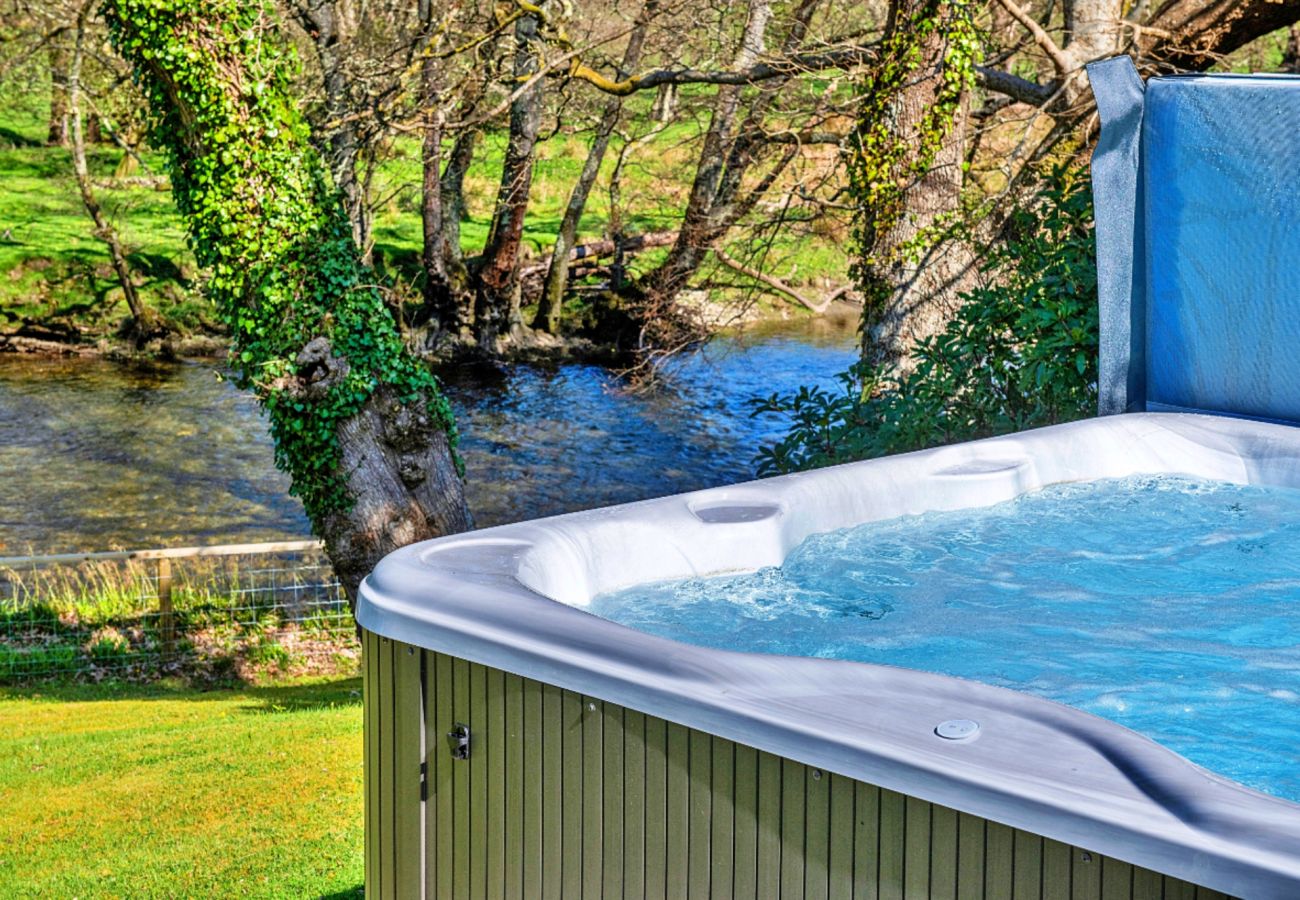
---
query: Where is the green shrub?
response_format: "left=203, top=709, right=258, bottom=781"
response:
left=753, top=166, right=1097, bottom=476
left=86, top=627, right=133, bottom=663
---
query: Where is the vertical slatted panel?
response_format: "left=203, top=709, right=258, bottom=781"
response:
left=451, top=657, right=471, bottom=900
left=603, top=703, right=625, bottom=897
left=1013, top=830, right=1043, bottom=900
left=623, top=708, right=647, bottom=900
left=956, top=812, right=985, bottom=900
left=541, top=684, right=563, bottom=900
left=852, top=781, right=880, bottom=900
left=504, top=673, right=525, bottom=899
left=877, top=789, right=905, bottom=900
left=756, top=751, right=783, bottom=897
left=643, top=715, right=668, bottom=898
left=420, top=652, right=435, bottom=897
left=1102, top=858, right=1133, bottom=900
left=780, top=757, right=806, bottom=896
left=582, top=697, right=604, bottom=898
left=431, top=652, right=454, bottom=899
left=710, top=735, right=734, bottom=899
left=393, top=644, right=423, bottom=897
left=804, top=768, right=830, bottom=900
left=732, top=743, right=760, bottom=899
left=521, top=677, right=543, bottom=895
left=1042, top=838, right=1072, bottom=900
left=363, top=631, right=376, bottom=899
left=469, top=662, right=488, bottom=899
left=929, top=804, right=957, bottom=899
left=985, top=821, right=1015, bottom=900
left=1072, top=848, right=1102, bottom=900
left=1131, top=868, right=1161, bottom=900
left=561, top=689, right=584, bottom=898
left=666, top=722, right=691, bottom=898
left=688, top=729, right=713, bottom=897
left=377, top=638, right=396, bottom=900
left=904, top=794, right=931, bottom=897
left=486, top=667, right=506, bottom=900
left=827, top=774, right=855, bottom=900
left=372, top=645, right=1238, bottom=900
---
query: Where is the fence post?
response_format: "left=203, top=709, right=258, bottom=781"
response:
left=157, top=557, right=175, bottom=660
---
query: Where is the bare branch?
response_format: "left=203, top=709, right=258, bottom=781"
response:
left=974, top=64, right=1056, bottom=106
left=992, top=0, right=1074, bottom=78
left=566, top=44, right=879, bottom=96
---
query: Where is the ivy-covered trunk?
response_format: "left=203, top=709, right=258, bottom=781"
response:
left=105, top=0, right=472, bottom=601
left=852, top=0, right=978, bottom=374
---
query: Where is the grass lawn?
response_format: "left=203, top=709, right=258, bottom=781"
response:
left=0, top=83, right=847, bottom=344
left=0, top=675, right=364, bottom=899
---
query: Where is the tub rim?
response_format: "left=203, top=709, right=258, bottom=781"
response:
left=358, top=411, right=1300, bottom=898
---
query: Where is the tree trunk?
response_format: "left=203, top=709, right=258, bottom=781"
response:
left=1140, top=0, right=1300, bottom=71
left=474, top=11, right=543, bottom=351
left=439, top=128, right=478, bottom=334
left=48, top=43, right=71, bottom=147
left=319, top=384, right=471, bottom=596
left=105, top=0, right=471, bottom=602
left=416, top=0, right=455, bottom=336
left=635, top=0, right=774, bottom=309
left=857, top=0, right=976, bottom=373
left=296, top=0, right=371, bottom=262
left=69, top=0, right=148, bottom=340
left=533, top=0, right=657, bottom=334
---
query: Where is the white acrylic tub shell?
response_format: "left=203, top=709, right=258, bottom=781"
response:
left=357, top=412, right=1300, bottom=898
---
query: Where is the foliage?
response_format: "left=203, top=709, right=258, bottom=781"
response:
left=102, top=0, right=457, bottom=520
left=0, top=676, right=363, bottom=896
left=753, top=167, right=1097, bottom=476
left=847, top=0, right=980, bottom=312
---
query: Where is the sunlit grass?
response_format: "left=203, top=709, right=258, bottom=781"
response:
left=0, top=557, right=352, bottom=680
left=0, top=676, right=364, bottom=898
left=1, top=82, right=848, bottom=342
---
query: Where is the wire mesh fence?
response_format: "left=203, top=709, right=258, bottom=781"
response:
left=0, top=541, right=356, bottom=681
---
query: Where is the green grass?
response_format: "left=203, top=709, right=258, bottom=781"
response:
left=0, top=676, right=364, bottom=898
left=1, top=79, right=848, bottom=345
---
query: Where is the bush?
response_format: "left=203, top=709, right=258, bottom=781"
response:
left=753, top=166, right=1097, bottom=476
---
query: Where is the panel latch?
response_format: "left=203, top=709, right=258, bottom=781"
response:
left=447, top=723, right=471, bottom=760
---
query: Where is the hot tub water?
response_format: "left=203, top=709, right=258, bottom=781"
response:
left=588, top=475, right=1300, bottom=802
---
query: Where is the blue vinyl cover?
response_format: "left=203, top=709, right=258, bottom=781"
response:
left=1089, top=59, right=1300, bottom=422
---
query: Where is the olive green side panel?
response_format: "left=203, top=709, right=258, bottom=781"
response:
left=393, top=642, right=424, bottom=898
left=363, top=630, right=376, bottom=900
left=364, top=635, right=1232, bottom=899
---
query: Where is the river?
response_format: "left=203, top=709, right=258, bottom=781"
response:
left=0, top=318, right=857, bottom=554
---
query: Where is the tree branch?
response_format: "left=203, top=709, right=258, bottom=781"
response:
left=566, top=44, right=878, bottom=96
left=974, top=64, right=1056, bottom=105
left=712, top=247, right=852, bottom=314
left=991, top=0, right=1074, bottom=78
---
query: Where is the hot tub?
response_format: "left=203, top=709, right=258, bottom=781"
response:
left=356, top=59, right=1300, bottom=898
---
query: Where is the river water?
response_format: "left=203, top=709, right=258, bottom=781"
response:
left=0, top=319, right=857, bottom=554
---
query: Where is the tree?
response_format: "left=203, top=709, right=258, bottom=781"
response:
left=67, top=0, right=150, bottom=342
left=851, top=0, right=979, bottom=372
left=104, top=0, right=472, bottom=599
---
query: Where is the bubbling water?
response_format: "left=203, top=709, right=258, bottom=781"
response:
left=589, top=475, right=1300, bottom=803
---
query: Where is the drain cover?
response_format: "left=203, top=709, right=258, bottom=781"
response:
left=935, top=719, right=980, bottom=741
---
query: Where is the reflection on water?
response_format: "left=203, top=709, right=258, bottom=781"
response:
left=0, top=318, right=857, bottom=553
